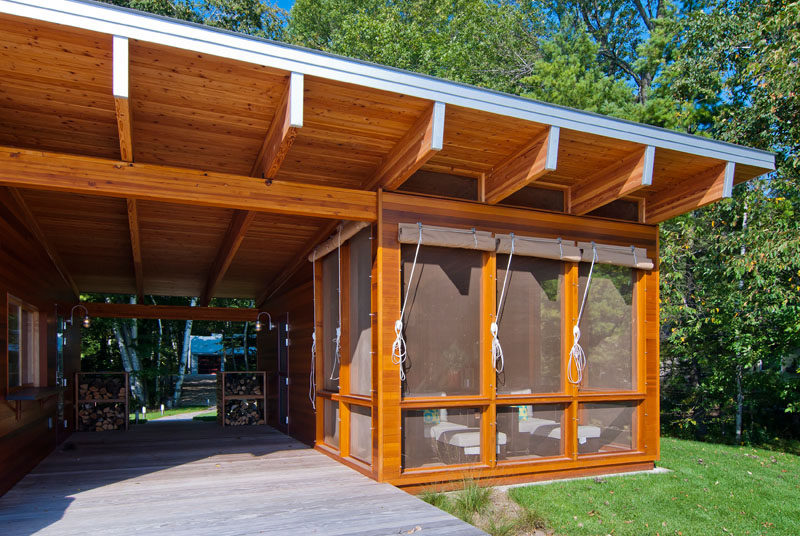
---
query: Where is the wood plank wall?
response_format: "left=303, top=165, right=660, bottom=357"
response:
left=262, top=280, right=316, bottom=445
left=0, top=189, right=78, bottom=495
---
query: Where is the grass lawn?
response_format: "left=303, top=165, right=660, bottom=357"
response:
left=422, top=437, right=800, bottom=536
left=128, top=406, right=213, bottom=422
left=192, top=409, right=218, bottom=422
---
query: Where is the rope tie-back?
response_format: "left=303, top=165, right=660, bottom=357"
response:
left=569, top=242, right=598, bottom=385
left=472, top=227, right=478, bottom=248
left=330, top=224, right=343, bottom=382
left=558, top=237, right=564, bottom=259
left=631, top=245, right=638, bottom=267
left=492, top=233, right=515, bottom=374
left=392, top=222, right=423, bottom=382
left=309, top=248, right=318, bottom=410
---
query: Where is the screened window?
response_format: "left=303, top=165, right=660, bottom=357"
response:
left=401, top=246, right=481, bottom=397
left=497, top=404, right=566, bottom=461
left=496, top=256, right=563, bottom=394
left=323, top=398, right=339, bottom=448
left=577, top=402, right=636, bottom=454
left=349, top=228, right=372, bottom=396
left=402, top=407, right=482, bottom=468
left=577, top=264, right=636, bottom=391
left=8, top=299, right=38, bottom=389
left=349, top=404, right=372, bottom=464
left=322, top=253, right=340, bottom=392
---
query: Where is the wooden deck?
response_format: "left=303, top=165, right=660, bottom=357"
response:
left=0, top=421, right=485, bottom=535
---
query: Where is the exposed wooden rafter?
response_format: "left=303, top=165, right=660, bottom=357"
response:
left=362, top=101, right=445, bottom=191
left=6, top=187, right=80, bottom=299
left=256, top=220, right=340, bottom=307
left=199, top=210, right=256, bottom=306
left=126, top=199, right=144, bottom=302
left=0, top=146, right=377, bottom=222
left=113, top=36, right=133, bottom=163
left=569, top=145, right=656, bottom=215
left=645, top=161, right=735, bottom=224
left=484, top=125, right=560, bottom=205
left=77, top=302, right=259, bottom=322
left=250, top=72, right=304, bottom=179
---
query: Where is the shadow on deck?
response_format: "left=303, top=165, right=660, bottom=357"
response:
left=0, top=421, right=484, bottom=535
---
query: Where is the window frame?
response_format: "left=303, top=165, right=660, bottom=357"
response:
left=7, top=295, right=40, bottom=392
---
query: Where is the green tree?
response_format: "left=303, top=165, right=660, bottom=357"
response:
left=288, top=0, right=545, bottom=93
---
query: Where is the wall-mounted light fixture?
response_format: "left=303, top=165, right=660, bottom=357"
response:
left=66, top=304, right=91, bottom=328
left=254, top=312, right=274, bottom=332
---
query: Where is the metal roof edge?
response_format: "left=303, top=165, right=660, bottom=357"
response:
left=0, top=0, right=776, bottom=171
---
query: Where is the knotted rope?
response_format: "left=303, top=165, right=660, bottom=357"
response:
left=492, top=233, right=515, bottom=374
left=568, top=242, right=598, bottom=384
left=392, top=223, right=423, bottom=381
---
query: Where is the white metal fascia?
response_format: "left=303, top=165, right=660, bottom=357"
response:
left=0, top=0, right=776, bottom=171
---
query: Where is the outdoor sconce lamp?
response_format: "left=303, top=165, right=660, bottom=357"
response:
left=66, top=304, right=91, bottom=328
left=254, top=312, right=274, bottom=332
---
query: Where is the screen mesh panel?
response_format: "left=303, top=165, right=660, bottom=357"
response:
left=401, top=246, right=481, bottom=397
left=350, top=405, right=372, bottom=464
left=578, top=263, right=635, bottom=390
left=496, top=256, right=563, bottom=394
left=402, top=407, right=482, bottom=469
left=497, top=404, right=566, bottom=460
left=349, top=228, right=372, bottom=396
left=578, top=402, right=636, bottom=454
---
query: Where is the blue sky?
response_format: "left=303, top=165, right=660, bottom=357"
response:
left=276, top=0, right=295, bottom=12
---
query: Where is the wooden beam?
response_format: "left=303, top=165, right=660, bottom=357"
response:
left=570, top=145, right=656, bottom=215
left=0, top=146, right=377, bottom=222
left=77, top=302, right=259, bottom=322
left=125, top=198, right=144, bottom=302
left=362, top=101, right=445, bottom=191
left=484, top=125, right=559, bottom=205
left=250, top=72, right=303, bottom=179
left=645, top=161, right=735, bottom=223
left=113, top=36, right=133, bottom=163
left=256, top=219, right=340, bottom=307
left=6, top=187, right=80, bottom=299
left=199, top=210, right=256, bottom=306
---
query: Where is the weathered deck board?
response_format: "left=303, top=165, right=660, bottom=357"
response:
left=0, top=421, right=484, bottom=535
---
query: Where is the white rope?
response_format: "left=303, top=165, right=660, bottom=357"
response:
left=392, top=222, right=423, bottom=381
left=309, top=248, right=317, bottom=410
left=492, top=233, right=515, bottom=374
left=330, top=225, right=343, bottom=382
left=568, top=242, right=598, bottom=385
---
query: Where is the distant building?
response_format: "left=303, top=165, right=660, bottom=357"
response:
left=188, top=334, right=257, bottom=374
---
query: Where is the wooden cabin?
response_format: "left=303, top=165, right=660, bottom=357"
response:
left=0, top=0, right=774, bottom=495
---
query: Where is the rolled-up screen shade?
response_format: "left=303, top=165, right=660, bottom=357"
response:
left=308, top=221, right=370, bottom=262
left=398, top=223, right=496, bottom=251
left=496, top=234, right=581, bottom=262
left=578, top=242, right=654, bottom=270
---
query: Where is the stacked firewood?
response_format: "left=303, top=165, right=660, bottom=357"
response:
left=223, top=400, right=265, bottom=426
left=224, top=373, right=263, bottom=396
left=77, top=403, right=126, bottom=431
left=78, top=376, right=126, bottom=401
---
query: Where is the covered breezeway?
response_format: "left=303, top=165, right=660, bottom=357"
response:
left=0, top=420, right=484, bottom=535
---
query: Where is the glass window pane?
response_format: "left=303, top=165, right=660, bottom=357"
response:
left=577, top=264, right=635, bottom=390
left=578, top=402, right=636, bottom=454
left=349, top=228, right=372, bottom=396
left=349, top=404, right=372, bottom=464
left=323, top=398, right=339, bottom=448
left=402, top=407, right=481, bottom=469
left=496, top=256, right=562, bottom=394
left=22, top=309, right=36, bottom=386
left=8, top=304, right=20, bottom=388
left=402, top=246, right=481, bottom=397
left=322, top=253, right=340, bottom=392
left=497, top=404, right=566, bottom=461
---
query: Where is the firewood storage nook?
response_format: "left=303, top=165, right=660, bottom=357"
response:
left=0, top=0, right=774, bottom=494
left=217, top=372, right=267, bottom=426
